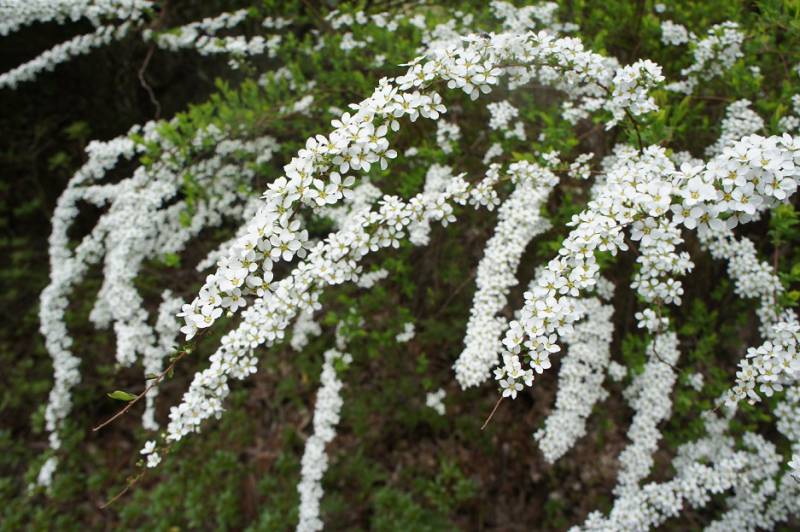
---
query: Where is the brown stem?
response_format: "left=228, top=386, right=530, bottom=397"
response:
left=624, top=108, right=645, bottom=154
left=100, top=472, right=145, bottom=509
left=481, top=396, right=504, bottom=431
left=138, top=44, right=161, bottom=119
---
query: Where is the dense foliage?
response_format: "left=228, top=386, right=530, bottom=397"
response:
left=3, top=0, right=800, bottom=529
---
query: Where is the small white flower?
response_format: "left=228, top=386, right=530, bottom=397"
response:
left=140, top=440, right=157, bottom=455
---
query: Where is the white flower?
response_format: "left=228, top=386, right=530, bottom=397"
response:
left=425, top=388, right=446, bottom=415
left=140, top=440, right=157, bottom=455
left=146, top=453, right=161, bottom=468
left=500, top=378, right=523, bottom=399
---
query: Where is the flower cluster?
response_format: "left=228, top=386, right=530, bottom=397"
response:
left=666, top=22, right=745, bottom=94
left=0, top=22, right=137, bottom=89
left=534, top=297, right=614, bottom=463
left=145, top=9, right=281, bottom=62
left=455, top=161, right=557, bottom=388
left=23, top=1, right=800, bottom=527
left=486, top=100, right=519, bottom=132
left=425, top=388, right=446, bottom=415
left=615, top=332, right=681, bottom=495
left=38, top=117, right=279, bottom=485
left=726, top=320, right=800, bottom=405
left=660, top=20, right=691, bottom=46
left=290, top=308, right=322, bottom=353
left=706, top=99, right=765, bottom=157
left=0, top=0, right=152, bottom=36
left=395, top=322, right=416, bottom=343
left=297, top=349, right=351, bottom=532
left=163, top=159, right=547, bottom=444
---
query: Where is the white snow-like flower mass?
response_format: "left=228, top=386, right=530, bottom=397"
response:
left=455, top=161, right=557, bottom=388
left=660, top=20, right=691, bottom=46
left=534, top=297, right=613, bottom=462
left=395, top=322, right=416, bottom=343
left=14, top=1, right=800, bottom=528
left=297, top=348, right=351, bottom=532
left=425, top=388, right=446, bottom=415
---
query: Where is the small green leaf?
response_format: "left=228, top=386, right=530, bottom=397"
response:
left=107, top=390, right=137, bottom=401
left=162, top=252, right=181, bottom=268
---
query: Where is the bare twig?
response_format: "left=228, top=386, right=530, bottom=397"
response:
left=93, top=348, right=189, bottom=432
left=138, top=44, right=161, bottom=119
left=100, top=471, right=145, bottom=509
left=481, top=396, right=504, bottom=431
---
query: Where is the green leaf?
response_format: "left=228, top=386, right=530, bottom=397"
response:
left=162, top=252, right=181, bottom=268
left=107, top=390, right=137, bottom=401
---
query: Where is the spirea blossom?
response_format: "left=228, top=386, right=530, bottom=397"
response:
left=19, top=2, right=800, bottom=527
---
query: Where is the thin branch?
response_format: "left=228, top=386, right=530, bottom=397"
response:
left=481, top=396, right=504, bottom=430
left=624, top=108, right=644, bottom=154
left=93, top=348, right=189, bottom=432
left=138, top=43, right=161, bottom=120
left=100, top=471, right=144, bottom=509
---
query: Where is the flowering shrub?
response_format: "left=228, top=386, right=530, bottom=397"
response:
left=4, top=0, right=800, bottom=529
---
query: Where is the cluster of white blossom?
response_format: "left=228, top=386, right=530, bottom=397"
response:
left=607, top=361, right=627, bottom=382
left=355, top=268, right=389, bottom=289
left=490, top=1, right=577, bottom=34
left=631, top=219, right=693, bottom=306
left=26, top=0, right=800, bottom=526
left=579, top=408, right=772, bottom=531
left=615, top=332, right=681, bottom=494
left=144, top=9, right=281, bottom=60
left=660, top=20, right=692, bottom=46
left=687, top=372, right=705, bottom=392
left=425, top=388, right=446, bottom=415
left=297, top=348, right=351, bottom=532
left=435, top=121, right=461, bottom=154
left=581, top=374, right=800, bottom=530
left=0, top=22, right=137, bottom=89
left=705, top=99, right=765, bottom=157
left=0, top=0, right=151, bottom=36
left=38, top=119, right=279, bottom=486
left=0, top=3, right=292, bottom=88
left=395, top=322, right=416, bottom=343
left=778, top=94, right=800, bottom=134
left=486, top=100, right=519, bottom=131
left=487, top=100, right=526, bottom=140
left=534, top=297, right=614, bottom=462
left=607, top=60, right=664, bottom=128
left=666, top=22, right=745, bottom=94
left=482, top=142, right=504, bottom=164
left=290, top=308, right=322, bottom=353
left=726, top=319, right=800, bottom=405
left=700, top=227, right=783, bottom=337
left=455, top=161, right=557, bottom=388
